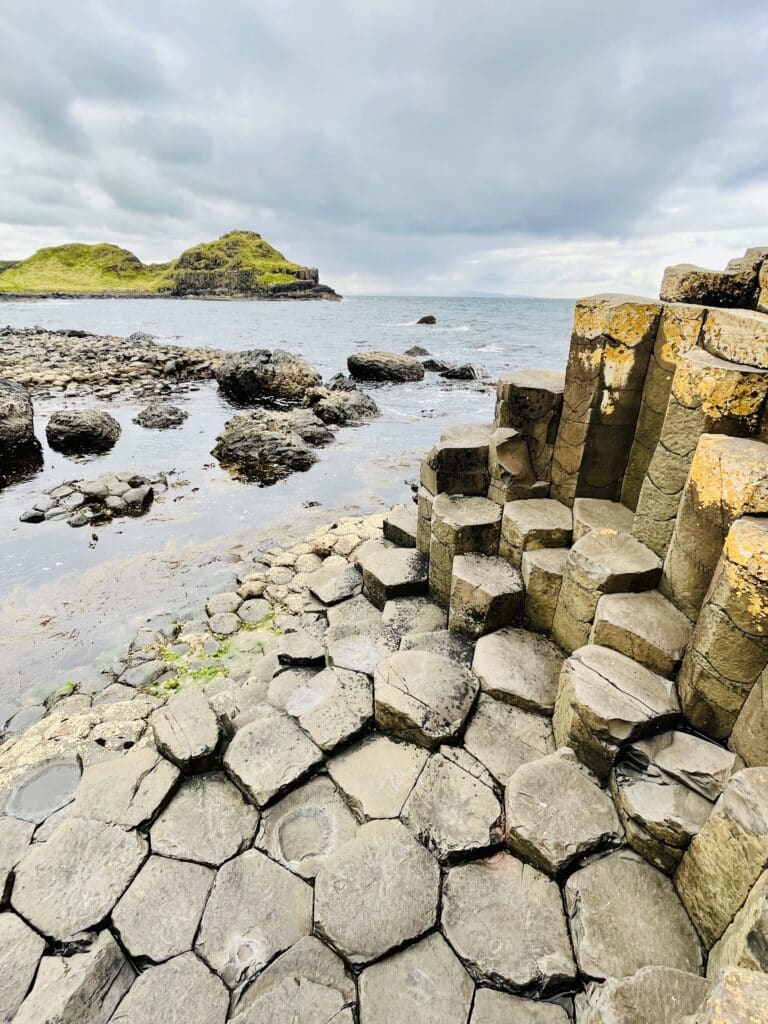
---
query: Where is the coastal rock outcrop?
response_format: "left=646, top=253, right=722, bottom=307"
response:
left=215, top=348, right=322, bottom=406
left=45, top=408, right=121, bottom=454
left=347, top=351, right=425, bottom=382
left=133, top=401, right=188, bottom=429
left=0, top=379, right=42, bottom=486
left=211, top=409, right=326, bottom=484
left=19, top=470, right=166, bottom=526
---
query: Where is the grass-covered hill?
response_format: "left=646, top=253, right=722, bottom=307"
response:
left=0, top=230, right=338, bottom=299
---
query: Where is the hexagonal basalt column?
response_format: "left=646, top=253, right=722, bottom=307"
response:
left=420, top=422, right=492, bottom=497
left=550, top=294, right=662, bottom=506
left=573, top=497, right=634, bottom=541
left=551, top=529, right=662, bottom=653
left=494, top=370, right=565, bottom=482
left=357, top=538, right=428, bottom=609
left=448, top=552, right=524, bottom=639
left=660, top=248, right=768, bottom=308
left=487, top=427, right=539, bottom=503
left=416, top=485, right=434, bottom=554
left=591, top=589, right=693, bottom=678
left=632, top=348, right=768, bottom=558
left=730, top=664, right=768, bottom=767
left=521, top=547, right=569, bottom=634
left=498, top=498, right=572, bottom=569
left=660, top=436, right=768, bottom=622
left=677, top=517, right=768, bottom=739
left=428, top=494, right=501, bottom=605
left=708, top=869, right=768, bottom=976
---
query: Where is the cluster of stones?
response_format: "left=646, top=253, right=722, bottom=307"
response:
left=2, top=248, right=768, bottom=1022
left=19, top=469, right=167, bottom=527
left=347, top=349, right=486, bottom=383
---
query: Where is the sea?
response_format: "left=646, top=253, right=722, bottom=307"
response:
left=0, top=296, right=574, bottom=713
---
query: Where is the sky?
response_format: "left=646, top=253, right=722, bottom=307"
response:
left=1, top=0, right=767, bottom=297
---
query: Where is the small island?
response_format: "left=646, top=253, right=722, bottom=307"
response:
left=0, top=229, right=340, bottom=300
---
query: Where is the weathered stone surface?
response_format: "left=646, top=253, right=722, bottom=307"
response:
left=382, top=595, right=447, bottom=634
left=708, top=868, right=768, bottom=975
left=326, top=592, right=382, bottom=630
left=223, top=708, right=323, bottom=806
left=472, top=627, right=563, bottom=714
left=494, top=370, right=565, bottom=481
left=449, top=553, right=524, bottom=638
left=324, top=621, right=399, bottom=675
left=401, top=748, right=502, bottom=861
left=565, top=850, right=702, bottom=980
left=0, top=815, right=34, bottom=895
left=463, top=694, right=554, bottom=785
left=327, top=734, right=428, bottom=819
left=591, top=590, right=692, bottom=677
left=660, top=248, right=768, bottom=307
left=573, top=498, right=634, bottom=541
left=0, top=380, right=38, bottom=453
left=633, top=348, right=768, bottom=558
left=69, top=745, right=179, bottom=828
left=429, top=493, right=502, bottom=604
left=660, top=435, right=768, bottom=622
left=498, top=497, right=572, bottom=567
left=109, top=952, right=228, bottom=1024
left=113, top=855, right=214, bottom=962
left=314, top=819, right=440, bottom=964
left=374, top=650, right=479, bottom=748
left=550, top=294, right=663, bottom=505
left=731, top=664, right=768, bottom=767
left=552, top=528, right=662, bottom=652
left=151, top=772, right=260, bottom=866
left=677, top=516, right=768, bottom=738
left=611, top=731, right=742, bottom=873
left=441, top=852, right=576, bottom=990
left=417, top=484, right=434, bottom=553
left=216, top=348, right=322, bottom=405
left=272, top=665, right=372, bottom=750
left=505, top=749, right=623, bottom=875
left=207, top=591, right=242, bottom=615
left=685, top=967, right=768, bottom=1024
left=420, top=422, right=492, bottom=496
left=0, top=911, right=45, bottom=1020
left=211, top=409, right=323, bottom=485
left=472, top=990, right=569, bottom=1024
left=359, top=933, right=474, bottom=1024
left=305, top=557, right=363, bottom=604
left=575, top=966, right=708, bottom=1024
left=150, top=688, right=220, bottom=769
left=232, top=976, right=353, bottom=1024
left=232, top=936, right=355, bottom=1022
left=487, top=427, right=538, bottom=503
left=700, top=306, right=768, bottom=370
left=4, top=760, right=80, bottom=827
left=196, top=849, right=312, bottom=986
left=13, top=930, right=133, bottom=1024
left=134, top=400, right=188, bottom=428
left=357, top=539, right=429, bottom=608
left=348, top=350, right=425, bottom=382
left=522, top=546, right=569, bottom=633
left=383, top=503, right=418, bottom=547
left=675, top=767, right=768, bottom=947
left=12, top=818, right=147, bottom=940
left=399, top=627, right=475, bottom=665
left=46, top=408, right=121, bottom=453
left=553, top=645, right=680, bottom=780
left=276, top=629, right=325, bottom=667
left=255, top=775, right=358, bottom=879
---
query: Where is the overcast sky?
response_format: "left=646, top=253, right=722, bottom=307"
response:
left=1, top=1, right=767, bottom=296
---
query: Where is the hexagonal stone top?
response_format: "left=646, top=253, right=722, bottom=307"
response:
left=327, top=734, right=429, bottom=819
left=109, top=952, right=228, bottom=1024
left=471, top=989, right=570, bottom=1023
left=441, top=852, right=576, bottom=991
left=463, top=694, right=555, bottom=786
left=269, top=665, right=373, bottom=751
left=68, top=746, right=179, bottom=828
left=150, top=688, right=221, bottom=769
left=472, top=627, right=563, bottom=715
left=565, top=528, right=662, bottom=591
left=374, top=650, right=479, bottom=748
left=314, top=819, right=440, bottom=964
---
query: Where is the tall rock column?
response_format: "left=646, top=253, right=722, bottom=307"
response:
left=660, top=435, right=768, bottom=621
left=632, top=348, right=768, bottom=557
left=494, top=370, right=564, bottom=482
left=677, top=516, right=768, bottom=740
left=620, top=303, right=706, bottom=510
left=550, top=294, right=662, bottom=506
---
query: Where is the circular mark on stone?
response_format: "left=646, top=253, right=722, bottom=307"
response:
left=277, top=807, right=335, bottom=864
left=285, top=685, right=326, bottom=716
left=7, top=760, right=82, bottom=824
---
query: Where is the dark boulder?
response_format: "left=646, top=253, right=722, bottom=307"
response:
left=440, top=364, right=483, bottom=380
left=417, top=315, right=437, bottom=325
left=215, top=349, right=322, bottom=407
left=0, top=380, right=40, bottom=456
left=405, top=345, right=430, bottom=357
left=211, top=409, right=328, bottom=484
left=423, top=359, right=453, bottom=373
left=347, top=352, right=425, bottom=383
left=133, top=402, right=188, bottom=429
left=308, top=387, right=380, bottom=426
left=46, top=410, right=121, bottom=454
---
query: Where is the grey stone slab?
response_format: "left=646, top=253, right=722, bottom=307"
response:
left=472, top=990, right=569, bottom=1023
left=463, top=694, right=554, bottom=786
left=591, top=590, right=692, bottom=678
left=150, top=689, right=221, bottom=769
left=358, top=539, right=429, bottom=609
left=327, top=734, right=428, bottom=819
left=271, top=666, right=373, bottom=751
left=5, top=761, right=81, bottom=825
left=449, top=553, right=524, bottom=639
left=499, top=498, right=573, bottom=567
left=109, top=952, right=228, bottom=1024
left=382, top=595, right=447, bottom=634
left=324, top=621, right=400, bottom=675
left=472, top=627, right=563, bottom=715
left=305, top=557, right=363, bottom=605
left=69, top=746, right=179, bottom=828
left=0, top=911, right=46, bottom=1021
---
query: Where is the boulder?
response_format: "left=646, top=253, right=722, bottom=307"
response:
left=133, top=401, right=188, bottom=428
left=405, top=344, right=430, bottom=355
left=211, top=408, right=323, bottom=484
left=0, top=380, right=39, bottom=457
left=307, top=385, right=379, bottom=425
left=215, top=348, right=321, bottom=406
left=45, top=409, right=121, bottom=454
left=417, top=315, right=437, bottom=324
left=494, top=369, right=565, bottom=481
left=420, top=422, right=492, bottom=496
left=440, top=363, right=482, bottom=380
left=347, top=351, right=425, bottom=382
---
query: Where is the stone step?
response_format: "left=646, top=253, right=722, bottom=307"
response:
left=472, top=626, right=564, bottom=715
left=448, top=553, right=523, bottom=639
left=428, top=494, right=502, bottom=605
left=356, top=539, right=428, bottom=610
left=590, top=589, right=693, bottom=678
left=551, top=528, right=663, bottom=652
left=494, top=369, right=564, bottom=482
left=420, top=422, right=492, bottom=497
left=521, top=546, right=569, bottom=634
left=498, top=497, right=573, bottom=568
left=486, top=427, right=541, bottom=504
left=382, top=504, right=417, bottom=548
left=573, top=497, right=634, bottom=541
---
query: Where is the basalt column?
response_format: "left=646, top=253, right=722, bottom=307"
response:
left=494, top=370, right=564, bottom=483
left=632, top=348, right=768, bottom=558
left=550, top=294, right=662, bottom=506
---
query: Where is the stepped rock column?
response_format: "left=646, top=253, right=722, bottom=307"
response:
left=550, top=294, right=662, bottom=506
left=677, top=516, right=768, bottom=740
left=632, top=349, right=768, bottom=558
left=699, top=307, right=768, bottom=370
left=428, top=494, right=502, bottom=605
left=660, top=435, right=768, bottom=621
left=730, top=665, right=768, bottom=767
left=621, top=303, right=706, bottom=509
left=494, top=370, right=564, bottom=482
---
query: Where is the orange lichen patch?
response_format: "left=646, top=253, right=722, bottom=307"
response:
left=724, top=517, right=768, bottom=580
left=573, top=294, right=662, bottom=347
left=655, top=303, right=706, bottom=368
left=689, top=435, right=768, bottom=513
left=670, top=351, right=768, bottom=419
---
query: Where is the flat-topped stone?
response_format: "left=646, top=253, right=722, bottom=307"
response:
left=522, top=546, right=569, bottom=633
left=420, top=422, right=492, bottom=496
left=401, top=748, right=502, bottom=862
left=463, top=693, right=554, bottom=785
left=150, top=688, right=221, bottom=770
left=399, top=627, right=475, bottom=666
left=441, top=852, right=576, bottom=991
left=305, top=557, right=363, bottom=604
left=374, top=650, right=479, bottom=748
left=327, top=734, right=428, bottom=819
left=109, top=952, right=227, bottom=1024
left=499, top=498, right=573, bottom=567
left=325, top=592, right=382, bottom=629
left=659, top=250, right=768, bottom=307
left=0, top=911, right=46, bottom=1021
left=4, top=760, right=81, bottom=825
left=573, top=498, right=634, bottom=541
left=449, top=552, right=524, bottom=638
left=314, top=819, right=440, bottom=965
left=591, top=590, right=692, bottom=677
left=472, top=627, right=563, bottom=714
left=576, top=966, right=709, bottom=1024
left=505, top=749, right=624, bottom=875
left=564, top=850, right=702, bottom=980
left=383, top=503, right=418, bottom=547
left=357, top=539, right=429, bottom=609
left=494, top=370, right=564, bottom=482
left=324, top=621, right=399, bottom=675
left=553, top=644, right=680, bottom=780
left=270, top=665, right=372, bottom=750
left=429, top=493, right=502, bottom=605
left=471, top=990, right=569, bottom=1023
left=348, top=350, right=424, bottom=381
left=69, top=745, right=179, bottom=828
left=382, top=595, right=447, bottom=634
left=700, top=306, right=768, bottom=369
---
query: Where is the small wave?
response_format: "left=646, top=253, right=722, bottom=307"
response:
left=474, top=344, right=503, bottom=353
left=382, top=321, right=472, bottom=332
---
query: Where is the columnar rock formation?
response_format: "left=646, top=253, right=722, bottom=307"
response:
left=1, top=247, right=767, bottom=1022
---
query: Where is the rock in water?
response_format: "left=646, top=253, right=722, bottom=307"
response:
left=417, top=315, right=437, bottom=324
left=211, top=409, right=324, bottom=484
left=347, top=351, right=425, bottom=382
left=215, top=348, right=321, bottom=406
left=133, top=401, right=188, bottom=428
left=0, top=380, right=38, bottom=453
left=46, top=409, right=121, bottom=453
left=440, top=364, right=482, bottom=380
left=405, top=345, right=430, bottom=356
left=307, top=385, right=379, bottom=425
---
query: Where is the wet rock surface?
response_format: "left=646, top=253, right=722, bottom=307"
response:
left=347, top=350, right=426, bottom=382
left=20, top=469, right=167, bottom=526
left=45, top=408, right=122, bottom=453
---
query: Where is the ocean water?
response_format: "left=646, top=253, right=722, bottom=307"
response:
left=0, top=295, right=574, bottom=711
